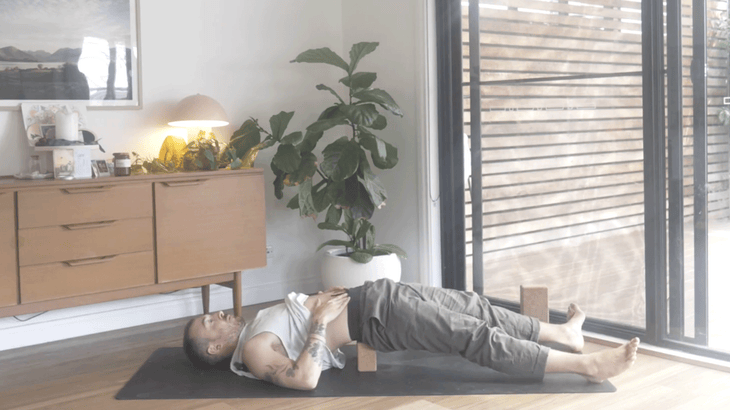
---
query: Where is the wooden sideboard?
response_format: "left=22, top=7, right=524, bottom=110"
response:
left=0, top=169, right=266, bottom=318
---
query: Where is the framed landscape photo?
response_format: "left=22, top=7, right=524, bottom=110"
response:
left=0, top=0, right=141, bottom=109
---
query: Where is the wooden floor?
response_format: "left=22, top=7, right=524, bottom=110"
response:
left=2, top=302, right=730, bottom=410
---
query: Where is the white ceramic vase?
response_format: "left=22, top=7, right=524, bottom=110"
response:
left=321, top=249, right=401, bottom=289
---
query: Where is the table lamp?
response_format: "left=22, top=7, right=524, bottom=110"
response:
left=168, top=94, right=230, bottom=142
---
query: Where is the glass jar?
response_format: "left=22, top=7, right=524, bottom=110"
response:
left=113, top=152, right=131, bottom=177
left=28, top=155, right=41, bottom=175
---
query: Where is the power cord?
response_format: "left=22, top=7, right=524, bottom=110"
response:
left=13, top=311, right=47, bottom=322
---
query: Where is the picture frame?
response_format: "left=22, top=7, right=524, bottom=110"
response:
left=93, top=159, right=111, bottom=177
left=0, top=0, right=142, bottom=110
left=39, top=125, right=56, bottom=140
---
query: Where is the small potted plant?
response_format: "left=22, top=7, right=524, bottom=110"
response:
left=229, top=42, right=406, bottom=287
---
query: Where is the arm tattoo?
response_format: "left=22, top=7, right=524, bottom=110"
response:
left=310, top=321, right=326, bottom=338
left=304, top=339, right=326, bottom=367
left=264, top=362, right=299, bottom=383
left=286, top=363, right=298, bottom=378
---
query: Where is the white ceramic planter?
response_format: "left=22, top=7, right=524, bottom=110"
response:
left=321, top=249, right=401, bottom=289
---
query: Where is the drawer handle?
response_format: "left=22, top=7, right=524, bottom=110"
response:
left=63, top=255, right=118, bottom=267
left=162, top=180, right=207, bottom=187
left=61, top=220, right=117, bottom=230
left=62, top=186, right=113, bottom=194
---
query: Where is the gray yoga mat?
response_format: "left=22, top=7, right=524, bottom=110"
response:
left=116, top=345, right=615, bottom=399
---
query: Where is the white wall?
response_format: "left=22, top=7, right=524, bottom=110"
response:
left=341, top=0, right=441, bottom=286
left=0, top=0, right=438, bottom=351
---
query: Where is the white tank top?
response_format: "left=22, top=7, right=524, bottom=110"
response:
left=229, top=292, right=346, bottom=379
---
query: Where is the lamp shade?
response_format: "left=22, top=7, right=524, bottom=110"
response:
left=168, top=94, right=230, bottom=128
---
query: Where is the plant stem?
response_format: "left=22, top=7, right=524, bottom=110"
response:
left=316, top=167, right=327, bottom=181
left=252, top=117, right=273, bottom=137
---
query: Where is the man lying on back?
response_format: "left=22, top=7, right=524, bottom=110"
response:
left=183, top=278, right=639, bottom=390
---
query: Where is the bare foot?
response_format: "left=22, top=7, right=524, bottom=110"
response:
left=564, top=303, right=586, bottom=353
left=584, top=337, right=640, bottom=383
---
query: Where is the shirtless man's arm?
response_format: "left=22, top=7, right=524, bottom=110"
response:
left=242, top=292, right=350, bottom=390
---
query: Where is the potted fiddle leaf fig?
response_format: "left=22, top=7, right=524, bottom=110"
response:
left=231, top=42, right=406, bottom=287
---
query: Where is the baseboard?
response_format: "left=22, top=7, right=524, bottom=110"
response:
left=0, top=276, right=321, bottom=352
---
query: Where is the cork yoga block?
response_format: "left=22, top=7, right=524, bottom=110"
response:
left=357, top=343, right=377, bottom=372
left=520, top=285, right=549, bottom=323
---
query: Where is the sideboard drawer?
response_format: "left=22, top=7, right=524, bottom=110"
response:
left=155, top=175, right=266, bottom=282
left=20, top=251, right=155, bottom=303
left=0, top=192, right=18, bottom=307
left=18, top=217, right=153, bottom=266
left=17, top=183, right=152, bottom=229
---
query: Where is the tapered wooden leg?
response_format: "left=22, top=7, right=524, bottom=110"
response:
left=233, top=271, right=242, bottom=318
left=520, top=285, right=549, bottom=323
left=357, top=343, right=377, bottom=372
left=201, top=285, right=210, bottom=314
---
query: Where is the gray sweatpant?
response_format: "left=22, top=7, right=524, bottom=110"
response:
left=357, top=278, right=550, bottom=379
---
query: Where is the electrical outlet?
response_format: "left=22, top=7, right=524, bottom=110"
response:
left=266, top=245, right=273, bottom=259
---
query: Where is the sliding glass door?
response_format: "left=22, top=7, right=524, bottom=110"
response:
left=463, top=0, right=646, bottom=332
left=439, top=0, right=730, bottom=359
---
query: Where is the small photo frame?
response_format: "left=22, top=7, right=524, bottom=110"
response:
left=92, top=159, right=111, bottom=177
left=39, top=124, right=56, bottom=139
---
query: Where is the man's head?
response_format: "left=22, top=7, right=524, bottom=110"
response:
left=183, top=311, right=245, bottom=369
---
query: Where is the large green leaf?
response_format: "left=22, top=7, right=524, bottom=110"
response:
left=306, top=116, right=348, bottom=133
left=349, top=179, right=376, bottom=220
left=353, top=89, right=403, bottom=117
left=325, top=205, right=342, bottom=225
left=349, top=251, right=374, bottom=264
left=326, top=180, right=346, bottom=208
left=349, top=42, right=379, bottom=74
left=271, top=163, right=286, bottom=200
left=316, top=239, right=355, bottom=253
left=316, top=84, right=345, bottom=104
left=281, top=131, right=303, bottom=145
left=317, top=221, right=346, bottom=232
left=287, top=151, right=317, bottom=185
left=291, top=47, right=349, bottom=72
left=329, top=177, right=374, bottom=221
left=297, top=129, right=324, bottom=153
left=320, top=137, right=361, bottom=182
left=304, top=105, right=347, bottom=136
left=270, top=111, right=295, bottom=141
left=320, top=104, right=344, bottom=119
left=297, top=179, right=318, bottom=218
left=373, top=244, right=408, bottom=259
left=358, top=131, right=399, bottom=169
left=339, top=104, right=380, bottom=127
left=340, top=72, right=377, bottom=90
left=369, top=115, right=387, bottom=130
left=229, top=119, right=261, bottom=160
left=287, top=194, right=299, bottom=209
left=272, top=144, right=301, bottom=174
left=357, top=157, right=387, bottom=209
left=312, top=180, right=330, bottom=213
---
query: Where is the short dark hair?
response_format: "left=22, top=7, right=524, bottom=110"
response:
left=183, top=318, right=216, bottom=368
left=183, top=317, right=239, bottom=369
